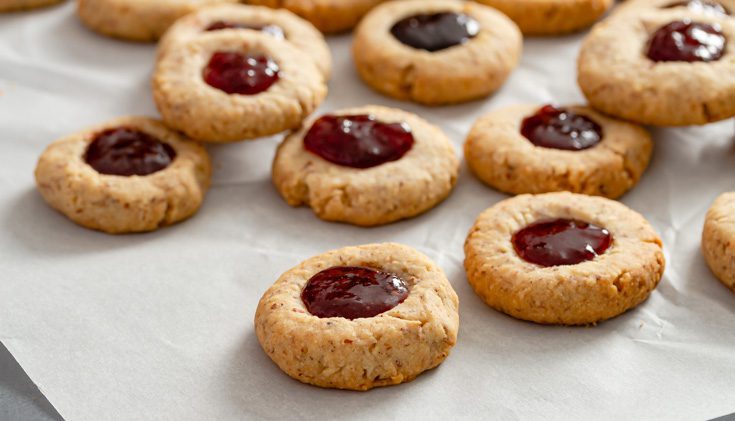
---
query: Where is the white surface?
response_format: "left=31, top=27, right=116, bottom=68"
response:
left=1, top=3, right=734, bottom=421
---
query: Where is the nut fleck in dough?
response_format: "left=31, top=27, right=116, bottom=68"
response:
left=473, top=0, right=613, bottom=35
left=353, top=0, right=522, bottom=106
left=255, top=243, right=460, bottom=391
left=464, top=192, right=665, bottom=325
left=159, top=4, right=332, bottom=80
left=272, top=105, right=460, bottom=226
left=0, top=0, right=62, bottom=12
left=702, top=192, right=735, bottom=292
left=34, top=116, right=211, bottom=234
left=244, top=0, right=389, bottom=33
left=464, top=104, right=653, bottom=199
left=153, top=31, right=327, bottom=142
left=578, top=8, right=735, bottom=126
left=77, top=0, right=237, bottom=42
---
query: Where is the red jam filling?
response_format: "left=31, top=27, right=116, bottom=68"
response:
left=512, top=219, right=613, bottom=267
left=303, top=114, right=414, bottom=169
left=204, top=21, right=286, bottom=39
left=84, top=128, right=176, bottom=176
left=646, top=20, right=726, bottom=62
left=301, top=266, right=410, bottom=320
left=663, top=0, right=730, bottom=15
left=520, top=105, right=603, bottom=151
left=390, top=12, right=480, bottom=52
left=203, top=52, right=279, bottom=95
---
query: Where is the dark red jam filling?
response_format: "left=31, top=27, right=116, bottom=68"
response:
left=84, top=128, right=176, bottom=176
left=203, top=52, right=279, bottom=95
left=204, top=20, right=286, bottom=39
left=390, top=12, right=480, bottom=52
left=520, top=105, right=603, bottom=151
left=301, top=266, right=410, bottom=320
left=303, top=114, right=414, bottom=169
left=663, top=0, right=730, bottom=15
left=646, top=20, right=726, bottom=62
left=512, top=219, right=613, bottom=267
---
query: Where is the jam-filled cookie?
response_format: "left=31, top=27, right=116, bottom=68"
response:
left=34, top=116, right=211, bottom=234
left=255, top=243, right=460, bottom=390
left=272, top=105, right=459, bottom=226
left=472, top=0, right=613, bottom=35
left=464, top=192, right=665, bottom=325
left=153, top=30, right=327, bottom=142
left=578, top=7, right=735, bottom=126
left=0, top=0, right=62, bottom=12
left=77, top=0, right=236, bottom=42
left=702, top=192, right=735, bottom=292
left=464, top=104, right=653, bottom=199
left=159, top=4, right=332, bottom=80
left=244, top=0, right=388, bottom=34
left=353, top=0, right=522, bottom=106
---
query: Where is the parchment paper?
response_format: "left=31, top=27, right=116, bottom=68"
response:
left=1, top=3, right=734, bottom=420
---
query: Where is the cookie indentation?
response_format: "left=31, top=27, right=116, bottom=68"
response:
left=390, top=12, right=480, bottom=52
left=204, top=21, right=286, bottom=40
left=203, top=52, right=280, bottom=95
left=84, top=128, right=176, bottom=176
left=512, top=218, right=613, bottom=267
left=646, top=20, right=726, bottom=62
left=520, top=105, right=603, bottom=151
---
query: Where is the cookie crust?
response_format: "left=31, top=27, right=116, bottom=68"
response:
left=473, top=0, right=613, bottom=35
left=255, top=243, right=460, bottom=390
left=0, top=0, right=62, bottom=12
left=464, top=104, right=653, bottom=199
left=272, top=105, right=459, bottom=226
left=244, top=0, right=388, bottom=33
left=702, top=192, right=735, bottom=292
left=464, top=192, right=665, bottom=325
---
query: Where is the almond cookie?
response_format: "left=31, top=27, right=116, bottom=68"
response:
left=353, top=0, right=522, bottom=106
left=34, top=116, right=211, bottom=234
left=464, top=192, right=665, bottom=325
left=153, top=30, right=327, bottom=142
left=158, top=4, right=332, bottom=80
left=272, top=105, right=459, bottom=226
left=0, top=0, right=62, bottom=12
left=578, top=8, right=735, bottom=126
left=465, top=104, right=653, bottom=199
left=243, top=0, right=388, bottom=33
left=702, top=192, right=735, bottom=292
left=472, top=0, right=613, bottom=35
left=255, top=242, right=460, bottom=390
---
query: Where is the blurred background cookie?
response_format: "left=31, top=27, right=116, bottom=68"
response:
left=0, top=0, right=62, bottom=12
left=243, top=0, right=388, bottom=33
left=472, top=0, right=613, bottom=35
left=702, top=192, right=735, bottom=292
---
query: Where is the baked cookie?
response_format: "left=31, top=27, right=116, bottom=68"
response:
left=578, top=8, right=735, bottom=126
left=615, top=0, right=734, bottom=17
left=153, top=30, right=326, bottom=142
left=34, top=116, right=211, bottom=234
left=464, top=192, right=665, bottom=325
left=0, top=0, right=62, bottom=12
left=272, top=105, right=459, bottom=226
left=472, top=0, right=613, bottom=35
left=353, top=0, right=522, bottom=106
left=464, top=104, right=653, bottom=199
left=255, top=242, right=460, bottom=390
left=702, top=192, right=735, bottom=292
left=158, top=4, right=332, bottom=79
left=243, top=0, right=388, bottom=33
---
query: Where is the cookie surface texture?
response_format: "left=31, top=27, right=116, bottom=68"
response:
left=702, top=192, right=735, bottom=292
left=472, top=0, right=613, bottom=35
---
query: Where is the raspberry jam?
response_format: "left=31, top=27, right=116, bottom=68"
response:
left=520, top=105, right=603, bottom=151
left=301, top=266, right=410, bottom=320
left=204, top=21, right=286, bottom=39
left=646, top=20, right=726, bottom=62
left=303, top=114, right=414, bottom=169
left=84, top=128, right=176, bottom=176
left=203, top=52, right=279, bottom=95
left=663, top=0, right=730, bottom=15
left=512, top=219, right=613, bottom=267
left=390, top=12, right=480, bottom=52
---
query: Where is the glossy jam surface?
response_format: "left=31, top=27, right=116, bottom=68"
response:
left=663, top=0, right=730, bottom=15
left=204, top=20, right=286, bottom=39
left=203, top=52, right=280, bottom=95
left=646, top=20, right=726, bottom=62
left=301, top=266, right=410, bottom=320
left=390, top=12, right=480, bottom=52
left=520, top=105, right=603, bottom=151
left=84, top=128, right=176, bottom=176
left=303, top=114, right=414, bottom=169
left=512, top=219, right=613, bottom=267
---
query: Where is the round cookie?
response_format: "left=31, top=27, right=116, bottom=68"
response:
left=255, top=242, right=460, bottom=390
left=34, top=116, right=211, bottom=234
left=464, top=104, right=653, bottom=199
left=702, top=192, right=735, bottom=292
left=353, top=0, right=522, bottom=106
left=272, top=105, right=459, bottom=226
left=464, top=192, right=665, bottom=325
left=472, top=0, right=613, bottom=35
left=578, top=8, right=735, bottom=126
left=243, top=0, right=388, bottom=33
left=0, top=0, right=62, bottom=12
left=158, top=4, right=332, bottom=80
left=615, top=0, right=735, bottom=16
left=153, top=30, right=327, bottom=142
